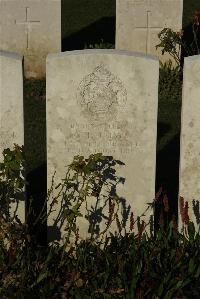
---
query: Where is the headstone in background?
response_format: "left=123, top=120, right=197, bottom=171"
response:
left=179, top=55, right=200, bottom=231
left=0, top=50, right=24, bottom=222
left=0, top=0, right=61, bottom=78
left=46, top=49, right=159, bottom=242
left=116, top=0, right=183, bottom=63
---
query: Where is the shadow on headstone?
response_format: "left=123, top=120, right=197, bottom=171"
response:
left=62, top=17, right=115, bottom=51
left=47, top=157, right=139, bottom=243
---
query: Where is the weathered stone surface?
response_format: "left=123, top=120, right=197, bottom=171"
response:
left=46, top=49, right=159, bottom=242
left=0, top=0, right=61, bottom=78
left=0, top=50, right=24, bottom=221
left=116, top=0, right=183, bottom=62
left=179, top=55, right=200, bottom=231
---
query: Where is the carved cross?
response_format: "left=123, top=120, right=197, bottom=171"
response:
left=15, top=7, right=40, bottom=50
left=135, top=10, right=163, bottom=54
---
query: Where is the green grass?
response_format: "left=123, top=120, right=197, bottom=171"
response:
left=61, top=0, right=115, bottom=39
left=61, top=0, right=200, bottom=39
left=24, top=79, right=46, bottom=173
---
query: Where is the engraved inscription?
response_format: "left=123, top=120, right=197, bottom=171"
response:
left=77, top=64, right=127, bottom=124
left=64, top=120, right=135, bottom=156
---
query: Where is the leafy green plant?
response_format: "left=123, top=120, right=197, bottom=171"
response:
left=0, top=145, right=199, bottom=298
left=156, top=28, right=183, bottom=65
left=156, top=9, right=200, bottom=67
left=159, top=60, right=182, bottom=103
left=0, top=144, right=26, bottom=222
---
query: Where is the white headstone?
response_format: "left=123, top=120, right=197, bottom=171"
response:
left=0, top=0, right=61, bottom=78
left=116, top=0, right=183, bottom=63
left=0, top=50, right=24, bottom=222
left=46, top=49, right=159, bottom=242
left=179, top=55, right=200, bottom=231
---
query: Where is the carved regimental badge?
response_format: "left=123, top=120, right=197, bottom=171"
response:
left=77, top=64, right=127, bottom=124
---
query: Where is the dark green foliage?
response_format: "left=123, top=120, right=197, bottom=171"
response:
left=156, top=7, right=200, bottom=65
left=183, top=0, right=200, bottom=28
left=0, top=148, right=199, bottom=298
left=159, top=61, right=182, bottom=104
left=0, top=145, right=26, bottom=221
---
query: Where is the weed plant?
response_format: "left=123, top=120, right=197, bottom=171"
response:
left=156, top=9, right=200, bottom=66
left=0, top=146, right=199, bottom=299
left=1, top=9, right=200, bottom=298
left=159, top=61, right=182, bottom=103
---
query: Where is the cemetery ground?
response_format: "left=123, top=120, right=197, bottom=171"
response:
left=1, top=98, right=200, bottom=298
left=1, top=1, right=200, bottom=298
left=5, top=59, right=196, bottom=299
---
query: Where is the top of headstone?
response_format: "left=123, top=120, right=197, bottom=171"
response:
left=184, top=54, right=200, bottom=62
left=47, top=49, right=159, bottom=61
left=0, top=50, right=23, bottom=61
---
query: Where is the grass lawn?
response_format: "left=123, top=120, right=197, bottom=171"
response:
left=62, top=0, right=115, bottom=39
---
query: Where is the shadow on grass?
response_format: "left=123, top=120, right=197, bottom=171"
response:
left=62, top=16, right=115, bottom=51
left=26, top=164, right=47, bottom=246
left=155, top=130, right=181, bottom=231
left=23, top=78, right=47, bottom=245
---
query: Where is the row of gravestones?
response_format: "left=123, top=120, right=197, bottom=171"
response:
left=0, top=50, right=200, bottom=242
left=0, top=0, right=183, bottom=78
